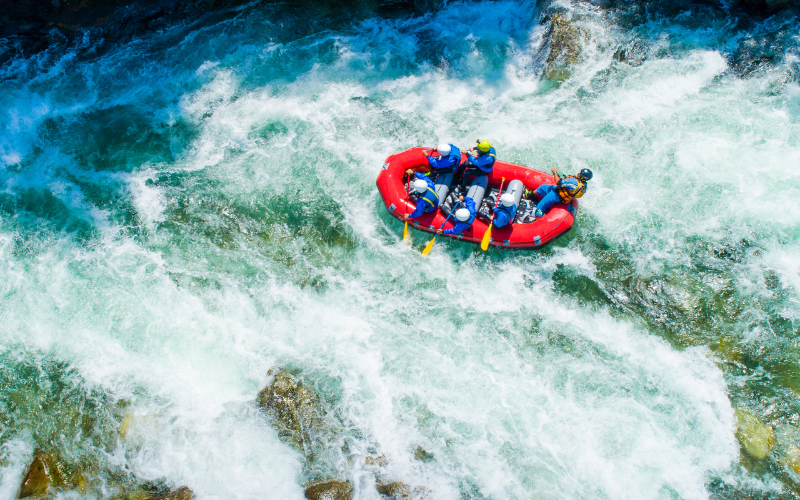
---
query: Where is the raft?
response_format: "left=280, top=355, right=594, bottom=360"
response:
left=376, top=147, right=578, bottom=249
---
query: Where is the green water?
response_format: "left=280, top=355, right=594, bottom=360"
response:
left=1, top=0, right=799, bottom=498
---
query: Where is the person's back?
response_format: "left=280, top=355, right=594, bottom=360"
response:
left=426, top=143, right=461, bottom=174
left=532, top=167, right=593, bottom=218
left=404, top=171, right=439, bottom=221
left=457, top=139, right=496, bottom=187
left=464, top=140, right=496, bottom=174
left=556, top=175, right=586, bottom=201
left=492, top=193, right=517, bottom=228
left=442, top=196, right=476, bottom=236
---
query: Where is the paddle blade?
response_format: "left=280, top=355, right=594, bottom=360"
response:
left=421, top=236, right=437, bottom=255
left=480, top=224, right=492, bottom=251
left=403, top=221, right=411, bottom=245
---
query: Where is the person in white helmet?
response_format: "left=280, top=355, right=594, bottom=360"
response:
left=403, top=170, right=439, bottom=220
left=438, top=196, right=476, bottom=236
left=491, top=192, right=517, bottom=228
left=423, top=142, right=462, bottom=177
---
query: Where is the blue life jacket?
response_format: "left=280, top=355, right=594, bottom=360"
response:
left=427, top=145, right=461, bottom=173
left=443, top=197, right=476, bottom=235
left=466, top=147, right=496, bottom=173
left=418, top=186, right=438, bottom=209
left=492, top=203, right=516, bottom=228
left=408, top=172, right=439, bottom=219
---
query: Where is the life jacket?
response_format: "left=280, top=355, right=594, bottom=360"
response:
left=418, top=187, right=439, bottom=210
left=468, top=147, right=496, bottom=173
left=461, top=203, right=477, bottom=225
left=464, top=210, right=476, bottom=225
left=556, top=175, right=586, bottom=202
left=428, top=146, right=462, bottom=173
left=493, top=203, right=516, bottom=226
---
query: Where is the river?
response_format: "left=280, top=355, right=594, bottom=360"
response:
left=1, top=0, right=799, bottom=498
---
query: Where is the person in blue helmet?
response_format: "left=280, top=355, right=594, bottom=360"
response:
left=403, top=170, right=439, bottom=220
left=438, top=196, right=476, bottom=236
left=424, top=142, right=462, bottom=177
left=455, top=139, right=496, bottom=186
left=491, top=192, right=517, bottom=228
left=532, top=167, right=593, bottom=218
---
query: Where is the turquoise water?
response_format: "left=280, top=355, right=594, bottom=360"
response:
left=1, top=0, right=799, bottom=498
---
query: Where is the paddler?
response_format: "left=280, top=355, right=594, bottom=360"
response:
left=424, top=142, right=462, bottom=178
left=455, top=139, right=496, bottom=187
left=531, top=167, right=593, bottom=218
left=491, top=193, right=517, bottom=228
left=437, top=195, right=476, bottom=236
left=403, top=169, right=439, bottom=220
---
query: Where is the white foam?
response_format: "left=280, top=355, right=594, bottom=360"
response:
left=1, top=1, right=797, bottom=498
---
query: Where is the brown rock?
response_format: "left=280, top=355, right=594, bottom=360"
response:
left=413, top=446, right=434, bottom=463
left=304, top=480, right=352, bottom=500
left=543, top=13, right=585, bottom=82
left=736, top=409, right=775, bottom=460
left=613, top=39, right=648, bottom=67
left=256, top=368, right=324, bottom=454
left=146, top=486, right=196, bottom=500
left=377, top=481, right=410, bottom=499
left=364, top=455, right=389, bottom=467
left=19, top=452, right=61, bottom=498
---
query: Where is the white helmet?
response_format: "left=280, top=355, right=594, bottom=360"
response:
left=455, top=208, right=471, bottom=222
left=436, top=143, right=451, bottom=156
left=500, top=193, right=515, bottom=207
left=413, top=179, right=428, bottom=193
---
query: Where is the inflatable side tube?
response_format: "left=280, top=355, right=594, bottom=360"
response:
left=434, top=172, right=454, bottom=205
left=503, top=179, right=524, bottom=216
left=466, top=175, right=488, bottom=206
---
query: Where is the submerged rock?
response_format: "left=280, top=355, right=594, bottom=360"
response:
left=256, top=367, right=325, bottom=455
left=413, top=446, right=434, bottom=463
left=364, top=455, right=389, bottom=467
left=736, top=409, right=775, bottom=460
left=304, top=480, right=352, bottom=500
left=19, top=452, right=60, bottom=498
left=543, top=13, right=585, bottom=82
left=613, top=39, right=648, bottom=67
left=146, top=486, right=196, bottom=500
left=377, top=481, right=410, bottom=499
left=775, top=425, right=800, bottom=474
left=376, top=481, right=429, bottom=499
left=17, top=447, right=193, bottom=500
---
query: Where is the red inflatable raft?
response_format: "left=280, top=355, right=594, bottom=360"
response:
left=376, top=147, right=578, bottom=249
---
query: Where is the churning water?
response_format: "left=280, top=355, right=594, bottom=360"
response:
left=1, top=0, right=799, bottom=498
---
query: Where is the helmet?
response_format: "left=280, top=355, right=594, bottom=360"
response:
left=500, top=193, right=515, bottom=207
left=413, top=179, right=428, bottom=193
left=579, top=168, right=593, bottom=181
left=476, top=140, right=491, bottom=153
left=436, top=143, right=451, bottom=156
left=455, top=208, right=471, bottom=222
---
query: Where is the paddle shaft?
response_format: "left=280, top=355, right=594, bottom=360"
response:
left=438, top=200, right=460, bottom=231
left=480, top=177, right=506, bottom=251
left=421, top=200, right=461, bottom=255
left=489, top=177, right=507, bottom=224
left=403, top=174, right=410, bottom=243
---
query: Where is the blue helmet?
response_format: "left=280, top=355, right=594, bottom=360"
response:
left=579, top=168, right=593, bottom=181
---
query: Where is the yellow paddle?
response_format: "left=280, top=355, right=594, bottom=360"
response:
left=480, top=177, right=506, bottom=251
left=421, top=201, right=460, bottom=256
left=403, top=174, right=411, bottom=245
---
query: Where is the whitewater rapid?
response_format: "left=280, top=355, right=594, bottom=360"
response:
left=1, top=0, right=799, bottom=498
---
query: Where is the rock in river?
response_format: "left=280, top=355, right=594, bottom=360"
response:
left=256, top=367, right=325, bottom=455
left=304, top=480, right=353, bottom=500
left=19, top=452, right=60, bottom=498
left=543, top=13, right=585, bottom=81
left=736, top=409, right=775, bottom=460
